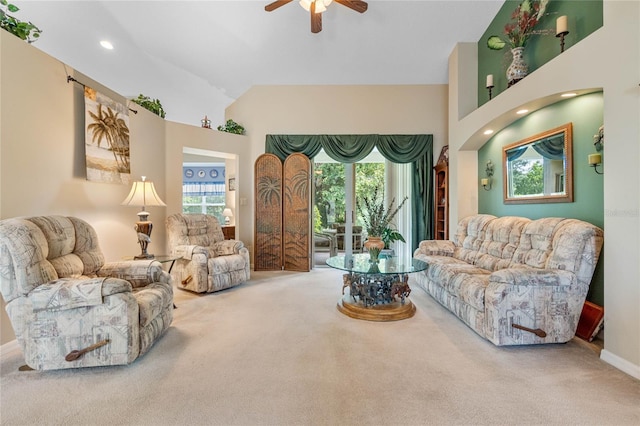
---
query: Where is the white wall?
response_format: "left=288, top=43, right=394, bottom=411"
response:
left=447, top=1, right=640, bottom=378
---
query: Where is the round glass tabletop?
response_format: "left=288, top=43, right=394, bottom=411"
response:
left=326, top=253, right=427, bottom=275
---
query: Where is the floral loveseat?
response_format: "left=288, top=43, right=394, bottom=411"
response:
left=413, top=215, right=603, bottom=346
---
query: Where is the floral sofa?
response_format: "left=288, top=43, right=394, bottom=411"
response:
left=413, top=215, right=603, bottom=346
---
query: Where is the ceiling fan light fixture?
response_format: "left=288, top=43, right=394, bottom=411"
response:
left=299, top=0, right=312, bottom=11
left=300, top=0, right=328, bottom=13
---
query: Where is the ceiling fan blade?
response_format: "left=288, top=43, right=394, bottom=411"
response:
left=334, top=0, right=368, bottom=13
left=311, top=2, right=322, bottom=33
left=265, top=0, right=293, bottom=12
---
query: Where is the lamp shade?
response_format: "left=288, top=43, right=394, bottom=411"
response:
left=121, top=176, right=166, bottom=210
left=222, top=208, right=233, bottom=218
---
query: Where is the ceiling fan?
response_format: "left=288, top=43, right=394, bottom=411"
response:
left=265, top=0, right=368, bottom=34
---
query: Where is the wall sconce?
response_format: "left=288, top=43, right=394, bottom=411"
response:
left=556, top=15, right=569, bottom=52
left=588, top=153, right=603, bottom=175
left=481, top=160, right=494, bottom=190
left=589, top=124, right=604, bottom=174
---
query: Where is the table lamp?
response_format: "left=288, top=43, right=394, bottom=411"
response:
left=222, top=207, right=233, bottom=225
left=121, top=176, right=166, bottom=259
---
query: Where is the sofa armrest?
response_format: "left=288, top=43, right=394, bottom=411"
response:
left=485, top=267, right=588, bottom=345
left=212, top=240, right=245, bottom=256
left=28, top=277, right=107, bottom=312
left=98, top=259, right=169, bottom=288
left=171, top=245, right=211, bottom=260
left=414, top=240, right=455, bottom=257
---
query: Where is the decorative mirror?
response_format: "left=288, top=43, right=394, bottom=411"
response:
left=503, top=123, right=573, bottom=204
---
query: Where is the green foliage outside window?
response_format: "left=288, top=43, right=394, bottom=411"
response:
left=511, top=160, right=543, bottom=195
left=314, top=162, right=385, bottom=229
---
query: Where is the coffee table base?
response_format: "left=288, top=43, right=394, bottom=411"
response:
left=337, top=295, right=416, bottom=322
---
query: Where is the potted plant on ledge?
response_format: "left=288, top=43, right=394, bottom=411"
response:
left=358, top=187, right=407, bottom=263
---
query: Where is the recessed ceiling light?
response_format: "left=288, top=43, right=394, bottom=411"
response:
left=516, top=109, right=529, bottom=115
left=561, top=92, right=577, bottom=97
left=100, top=40, right=114, bottom=50
left=484, top=129, right=494, bottom=135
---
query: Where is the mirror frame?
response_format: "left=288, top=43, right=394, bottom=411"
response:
left=502, top=123, right=573, bottom=204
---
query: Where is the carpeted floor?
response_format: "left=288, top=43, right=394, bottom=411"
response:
left=1, top=268, right=638, bottom=426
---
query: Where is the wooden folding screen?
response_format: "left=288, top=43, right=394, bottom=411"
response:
left=254, top=153, right=283, bottom=271
left=254, top=153, right=311, bottom=271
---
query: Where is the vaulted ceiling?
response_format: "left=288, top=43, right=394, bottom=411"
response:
left=16, top=1, right=503, bottom=124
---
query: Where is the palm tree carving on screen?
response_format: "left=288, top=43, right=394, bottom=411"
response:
left=87, top=104, right=130, bottom=173
left=284, top=168, right=310, bottom=267
left=256, top=174, right=283, bottom=267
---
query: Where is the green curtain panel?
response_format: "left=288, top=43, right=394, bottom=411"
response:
left=265, top=134, right=434, bottom=247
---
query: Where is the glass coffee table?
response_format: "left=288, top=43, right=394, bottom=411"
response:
left=326, top=253, right=428, bottom=321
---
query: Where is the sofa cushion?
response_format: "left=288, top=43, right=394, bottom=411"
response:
left=424, top=257, right=490, bottom=311
left=452, top=214, right=495, bottom=264
left=476, top=216, right=530, bottom=271
left=510, top=218, right=565, bottom=268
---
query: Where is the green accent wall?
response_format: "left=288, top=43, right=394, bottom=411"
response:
left=478, top=0, right=603, bottom=107
left=478, top=92, right=604, bottom=305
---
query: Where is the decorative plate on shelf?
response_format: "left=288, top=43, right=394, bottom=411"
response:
left=210, top=169, right=218, bottom=178
left=198, top=170, right=206, bottom=178
left=184, top=169, right=194, bottom=178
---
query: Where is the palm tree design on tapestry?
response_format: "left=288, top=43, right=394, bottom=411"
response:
left=87, top=104, right=130, bottom=173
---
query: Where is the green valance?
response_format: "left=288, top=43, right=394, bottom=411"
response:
left=265, top=134, right=432, bottom=164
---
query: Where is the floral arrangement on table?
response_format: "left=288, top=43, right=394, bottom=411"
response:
left=357, top=187, right=408, bottom=261
left=487, top=0, right=551, bottom=51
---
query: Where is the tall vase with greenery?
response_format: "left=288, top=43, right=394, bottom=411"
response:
left=486, top=0, right=552, bottom=85
left=358, top=187, right=407, bottom=262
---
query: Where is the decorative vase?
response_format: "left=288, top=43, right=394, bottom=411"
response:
left=364, top=236, right=385, bottom=263
left=506, top=47, right=528, bottom=86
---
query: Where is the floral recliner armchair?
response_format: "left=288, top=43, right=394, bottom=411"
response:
left=166, top=213, right=250, bottom=293
left=0, top=216, right=174, bottom=371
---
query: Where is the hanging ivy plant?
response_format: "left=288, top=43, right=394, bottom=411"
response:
left=0, top=0, right=42, bottom=43
left=130, top=94, right=166, bottom=118
left=217, top=119, right=245, bottom=135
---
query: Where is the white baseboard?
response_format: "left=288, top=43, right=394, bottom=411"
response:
left=600, top=349, right=640, bottom=379
left=0, top=339, right=20, bottom=357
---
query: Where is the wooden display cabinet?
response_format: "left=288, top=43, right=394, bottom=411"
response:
left=434, top=162, right=448, bottom=240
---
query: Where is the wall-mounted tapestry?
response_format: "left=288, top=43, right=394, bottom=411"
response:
left=84, top=87, right=131, bottom=184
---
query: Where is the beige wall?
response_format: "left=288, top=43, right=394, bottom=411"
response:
left=0, top=31, right=250, bottom=344
left=226, top=84, right=449, bottom=248
left=448, top=1, right=640, bottom=378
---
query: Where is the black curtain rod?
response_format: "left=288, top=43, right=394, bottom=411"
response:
left=66, top=75, right=138, bottom=114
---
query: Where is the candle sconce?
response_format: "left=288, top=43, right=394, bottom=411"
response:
left=486, top=74, right=494, bottom=100
left=589, top=125, right=604, bottom=174
left=588, top=153, right=603, bottom=175
left=556, top=15, right=569, bottom=53
left=481, top=160, right=494, bottom=190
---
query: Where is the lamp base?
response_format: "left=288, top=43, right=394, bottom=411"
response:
left=134, top=219, right=154, bottom=260
left=134, top=253, right=155, bottom=260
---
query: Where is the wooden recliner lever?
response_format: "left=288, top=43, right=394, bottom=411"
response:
left=512, top=323, right=547, bottom=338
left=65, top=339, right=110, bottom=362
